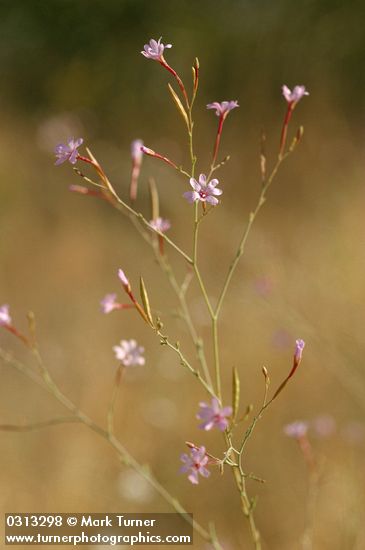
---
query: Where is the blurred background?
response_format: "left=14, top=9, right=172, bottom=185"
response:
left=1, top=1, right=365, bottom=548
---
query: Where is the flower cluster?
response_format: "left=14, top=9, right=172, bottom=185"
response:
left=50, top=38, right=310, bottom=498
left=179, top=398, right=232, bottom=484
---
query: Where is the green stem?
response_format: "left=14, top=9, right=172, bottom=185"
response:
left=0, top=348, right=222, bottom=550
left=159, top=256, right=213, bottom=389
left=212, top=317, right=221, bottom=400
left=157, top=331, right=217, bottom=399
left=215, top=154, right=290, bottom=318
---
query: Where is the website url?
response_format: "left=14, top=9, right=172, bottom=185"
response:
left=6, top=531, right=191, bottom=545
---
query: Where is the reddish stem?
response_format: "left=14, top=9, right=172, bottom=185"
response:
left=158, top=235, right=165, bottom=256
left=279, top=104, right=294, bottom=158
left=144, top=149, right=179, bottom=171
left=76, top=155, right=95, bottom=165
left=212, top=115, right=225, bottom=167
left=159, top=60, right=189, bottom=108
left=4, top=325, right=30, bottom=347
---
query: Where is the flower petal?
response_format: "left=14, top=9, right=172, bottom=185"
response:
left=206, top=195, right=219, bottom=205
left=183, top=191, right=199, bottom=203
left=189, top=178, right=201, bottom=192
left=198, top=174, right=207, bottom=186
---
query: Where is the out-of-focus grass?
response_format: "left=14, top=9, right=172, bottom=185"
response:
left=1, top=2, right=365, bottom=549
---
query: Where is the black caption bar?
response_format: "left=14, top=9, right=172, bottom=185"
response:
left=5, top=513, right=193, bottom=545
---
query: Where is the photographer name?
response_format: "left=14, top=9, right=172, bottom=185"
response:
left=81, top=515, right=156, bottom=528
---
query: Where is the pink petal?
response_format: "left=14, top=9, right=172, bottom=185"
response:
left=189, top=178, right=201, bottom=192
left=206, top=195, right=219, bottom=206
left=183, top=191, right=199, bottom=203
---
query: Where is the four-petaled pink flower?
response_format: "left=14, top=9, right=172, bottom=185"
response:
left=282, top=85, right=309, bottom=105
left=183, top=174, right=222, bottom=206
left=294, top=338, right=305, bottom=363
left=113, top=339, right=145, bottom=367
left=180, top=446, right=210, bottom=485
left=0, top=304, right=11, bottom=326
left=206, top=100, right=239, bottom=118
left=141, top=37, right=172, bottom=61
left=283, top=421, right=308, bottom=439
left=100, top=294, right=119, bottom=314
left=197, top=398, right=232, bottom=431
left=54, top=138, right=83, bottom=165
left=149, top=217, right=171, bottom=233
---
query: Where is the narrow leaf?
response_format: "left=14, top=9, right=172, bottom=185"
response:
left=168, top=83, right=189, bottom=128
left=140, top=277, right=154, bottom=327
left=232, top=367, right=240, bottom=422
left=148, top=177, right=159, bottom=220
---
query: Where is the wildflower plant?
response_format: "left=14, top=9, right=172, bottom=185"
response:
left=0, top=37, right=310, bottom=549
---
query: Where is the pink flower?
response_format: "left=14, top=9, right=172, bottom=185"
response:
left=118, top=269, right=130, bottom=289
left=113, top=339, right=145, bottom=367
left=149, top=217, right=171, bottom=233
left=0, top=304, right=11, bottom=326
left=294, top=339, right=305, bottom=363
left=180, top=446, right=210, bottom=485
left=183, top=174, right=223, bottom=206
left=206, top=100, right=239, bottom=118
left=282, top=85, right=309, bottom=105
left=141, top=37, right=172, bottom=61
left=54, top=138, right=83, bottom=165
left=131, top=139, right=144, bottom=163
left=100, top=294, right=119, bottom=314
left=197, top=398, right=232, bottom=431
left=283, top=421, right=308, bottom=439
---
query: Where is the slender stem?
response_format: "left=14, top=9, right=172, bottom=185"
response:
left=212, top=318, right=221, bottom=400
left=85, top=149, right=192, bottom=265
left=0, top=348, right=222, bottom=550
left=158, top=256, right=213, bottom=389
left=157, top=331, right=217, bottom=399
left=192, top=204, right=215, bottom=319
left=160, top=60, right=190, bottom=110
left=107, top=365, right=123, bottom=436
left=279, top=104, right=294, bottom=158
left=215, top=153, right=290, bottom=319
left=224, top=432, right=261, bottom=549
left=211, top=115, right=225, bottom=168
left=0, top=417, right=81, bottom=432
left=88, top=177, right=214, bottom=395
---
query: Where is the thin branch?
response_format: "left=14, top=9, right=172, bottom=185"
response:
left=0, top=417, right=81, bottom=432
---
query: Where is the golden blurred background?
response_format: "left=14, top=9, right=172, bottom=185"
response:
left=1, top=1, right=365, bottom=548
